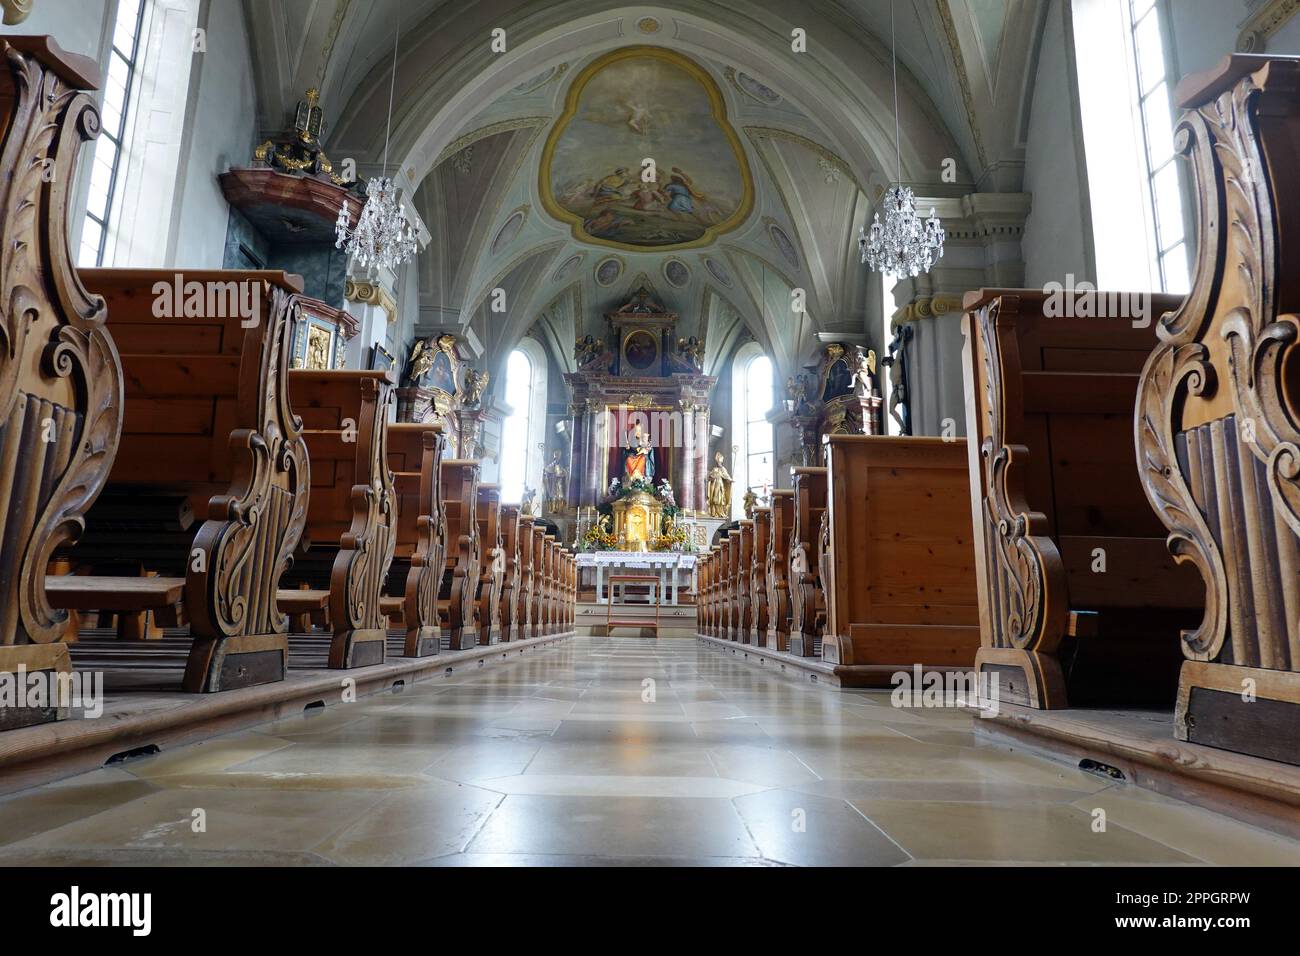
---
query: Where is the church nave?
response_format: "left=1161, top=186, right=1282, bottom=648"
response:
left=1, top=637, right=1295, bottom=868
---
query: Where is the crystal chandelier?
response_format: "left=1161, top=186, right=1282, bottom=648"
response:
left=859, top=0, right=944, bottom=278
left=336, top=177, right=417, bottom=273
left=860, top=185, right=944, bottom=277
left=335, top=0, right=417, bottom=272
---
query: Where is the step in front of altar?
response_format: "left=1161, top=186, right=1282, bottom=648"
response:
left=575, top=600, right=696, bottom=638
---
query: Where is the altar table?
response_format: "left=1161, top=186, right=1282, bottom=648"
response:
left=575, top=551, right=697, bottom=606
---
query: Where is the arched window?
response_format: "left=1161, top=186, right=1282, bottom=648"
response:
left=497, top=338, right=549, bottom=502
left=731, top=345, right=775, bottom=518
left=499, top=349, right=534, bottom=503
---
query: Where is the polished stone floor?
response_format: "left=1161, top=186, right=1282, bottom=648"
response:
left=1, top=637, right=1297, bottom=866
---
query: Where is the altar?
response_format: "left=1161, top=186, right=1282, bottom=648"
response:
left=576, top=551, right=697, bottom=606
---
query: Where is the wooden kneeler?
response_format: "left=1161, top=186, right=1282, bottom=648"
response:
left=0, top=37, right=121, bottom=726
left=286, top=370, right=396, bottom=670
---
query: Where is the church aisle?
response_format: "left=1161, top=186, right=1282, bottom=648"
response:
left=0, top=638, right=1295, bottom=867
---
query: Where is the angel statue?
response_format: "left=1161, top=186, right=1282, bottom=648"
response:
left=676, top=335, right=705, bottom=370
left=575, top=334, right=606, bottom=369
left=459, top=367, right=489, bottom=408
left=400, top=336, right=436, bottom=388
left=520, top=486, right=537, bottom=517
left=851, top=347, right=877, bottom=395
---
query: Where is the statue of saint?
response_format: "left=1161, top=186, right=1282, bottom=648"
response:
left=621, top=423, right=655, bottom=483
left=706, top=451, right=732, bottom=518
left=520, top=486, right=537, bottom=517
left=742, top=487, right=758, bottom=519
left=544, top=450, right=569, bottom=512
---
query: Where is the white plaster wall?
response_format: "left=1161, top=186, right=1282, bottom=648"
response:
left=1020, top=0, right=1091, bottom=288
left=3, top=0, right=112, bottom=60
left=169, top=0, right=258, bottom=267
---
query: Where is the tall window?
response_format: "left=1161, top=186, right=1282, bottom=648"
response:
left=1074, top=0, right=1189, bottom=293
left=79, top=0, right=146, bottom=267
left=500, top=349, right=533, bottom=502
left=1127, top=0, right=1188, bottom=292
left=731, top=346, right=774, bottom=518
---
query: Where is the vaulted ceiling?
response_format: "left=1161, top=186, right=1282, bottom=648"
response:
left=241, top=0, right=1049, bottom=383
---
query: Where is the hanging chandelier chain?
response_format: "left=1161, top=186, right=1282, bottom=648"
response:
left=383, top=0, right=401, bottom=175
left=859, top=0, right=944, bottom=279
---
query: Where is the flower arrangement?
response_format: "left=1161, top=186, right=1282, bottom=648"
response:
left=652, top=517, right=691, bottom=552
left=583, top=514, right=618, bottom=551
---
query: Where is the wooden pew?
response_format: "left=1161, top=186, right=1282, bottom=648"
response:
left=52, top=268, right=309, bottom=693
left=724, top=531, right=740, bottom=640
left=0, top=36, right=119, bottom=727
left=820, top=436, right=981, bottom=671
left=439, top=459, right=481, bottom=650
left=543, top=536, right=557, bottom=635
left=697, top=550, right=711, bottom=635
left=962, top=288, right=1203, bottom=709
left=385, top=422, right=445, bottom=657
left=283, top=370, right=395, bottom=670
left=789, top=467, right=828, bottom=656
left=497, top=504, right=521, bottom=641
left=515, top=515, right=536, bottom=638
left=475, top=483, right=503, bottom=644
left=1134, top=55, right=1300, bottom=762
left=737, top=520, right=755, bottom=644
left=750, top=508, right=771, bottom=646
left=766, top=490, right=794, bottom=651
left=528, top=525, right=545, bottom=637
left=560, top=549, right=573, bottom=632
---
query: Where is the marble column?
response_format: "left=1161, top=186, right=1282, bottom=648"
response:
left=693, top=405, right=709, bottom=514
left=679, top=401, right=695, bottom=513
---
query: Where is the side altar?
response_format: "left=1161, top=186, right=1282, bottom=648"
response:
left=561, top=284, right=724, bottom=550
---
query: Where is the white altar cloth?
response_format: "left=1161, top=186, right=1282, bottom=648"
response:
left=575, top=551, right=698, bottom=605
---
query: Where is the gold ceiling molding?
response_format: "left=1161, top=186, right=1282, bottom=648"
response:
left=1237, top=0, right=1300, bottom=51
left=934, top=0, right=989, bottom=174
left=432, top=117, right=548, bottom=169
left=315, top=0, right=352, bottom=85
left=893, top=292, right=964, bottom=326
left=345, top=278, right=398, bottom=323
left=0, top=0, right=32, bottom=24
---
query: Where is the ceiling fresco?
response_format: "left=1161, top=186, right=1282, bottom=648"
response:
left=538, top=46, right=754, bottom=251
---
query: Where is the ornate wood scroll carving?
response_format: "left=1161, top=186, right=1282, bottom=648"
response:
left=789, top=467, right=827, bottom=656
left=441, top=459, right=481, bottom=649
left=0, top=37, right=119, bottom=725
left=750, top=508, right=771, bottom=646
left=185, top=285, right=310, bottom=690
left=766, top=491, right=793, bottom=651
left=515, top=515, right=535, bottom=638
left=1137, top=55, right=1300, bottom=761
left=328, top=374, right=396, bottom=669
left=402, top=425, right=446, bottom=657
left=498, top=504, right=521, bottom=641
left=475, top=483, right=503, bottom=644
left=737, top=520, right=754, bottom=644
left=529, top=525, right=544, bottom=636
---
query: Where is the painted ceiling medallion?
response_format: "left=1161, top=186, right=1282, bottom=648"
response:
left=663, top=259, right=690, bottom=287
left=595, top=256, right=624, bottom=286
left=553, top=253, right=584, bottom=282
left=491, top=205, right=529, bottom=255
left=539, top=46, right=754, bottom=251
left=725, top=67, right=782, bottom=105
left=636, top=17, right=660, bottom=34
left=765, top=218, right=799, bottom=270
left=704, top=257, right=732, bottom=287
